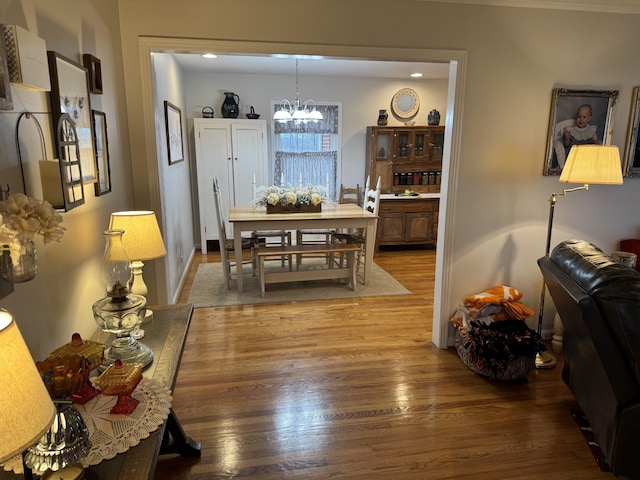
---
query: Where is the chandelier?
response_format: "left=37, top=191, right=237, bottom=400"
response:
left=273, top=59, right=323, bottom=124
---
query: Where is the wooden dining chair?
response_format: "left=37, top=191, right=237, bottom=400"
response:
left=296, top=183, right=362, bottom=268
left=333, top=176, right=381, bottom=281
left=251, top=174, right=292, bottom=270
left=335, top=183, right=362, bottom=237
left=212, top=176, right=254, bottom=289
left=294, top=199, right=335, bottom=269
left=339, top=184, right=361, bottom=206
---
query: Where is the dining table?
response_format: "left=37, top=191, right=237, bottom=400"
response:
left=228, top=203, right=378, bottom=293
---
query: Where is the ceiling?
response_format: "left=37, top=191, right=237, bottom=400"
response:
left=173, top=54, right=451, bottom=80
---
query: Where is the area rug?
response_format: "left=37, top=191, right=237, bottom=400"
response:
left=569, top=407, right=611, bottom=472
left=188, top=261, right=410, bottom=307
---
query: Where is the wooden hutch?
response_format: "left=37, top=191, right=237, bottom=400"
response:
left=365, top=125, right=444, bottom=248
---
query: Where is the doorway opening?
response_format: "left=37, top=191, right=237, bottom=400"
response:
left=139, top=39, right=466, bottom=348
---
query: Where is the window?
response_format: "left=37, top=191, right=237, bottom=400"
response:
left=271, top=103, right=341, bottom=199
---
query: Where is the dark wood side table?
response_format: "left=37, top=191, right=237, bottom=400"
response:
left=0, top=303, right=200, bottom=480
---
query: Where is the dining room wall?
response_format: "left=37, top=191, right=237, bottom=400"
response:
left=150, top=53, right=195, bottom=303
left=180, top=67, right=450, bottom=190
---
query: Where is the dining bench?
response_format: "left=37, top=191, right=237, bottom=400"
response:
left=254, top=243, right=361, bottom=297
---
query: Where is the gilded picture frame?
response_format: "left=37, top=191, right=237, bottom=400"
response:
left=543, top=88, right=618, bottom=176
left=623, top=86, right=640, bottom=177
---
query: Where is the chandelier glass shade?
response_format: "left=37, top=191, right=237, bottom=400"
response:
left=273, top=59, right=323, bottom=124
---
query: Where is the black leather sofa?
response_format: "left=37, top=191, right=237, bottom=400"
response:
left=538, top=239, right=640, bottom=478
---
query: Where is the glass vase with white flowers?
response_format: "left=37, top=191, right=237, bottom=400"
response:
left=0, top=193, right=65, bottom=282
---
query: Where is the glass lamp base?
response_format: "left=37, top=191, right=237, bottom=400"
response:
left=92, top=294, right=153, bottom=371
left=102, top=335, right=153, bottom=371
left=25, top=404, right=92, bottom=474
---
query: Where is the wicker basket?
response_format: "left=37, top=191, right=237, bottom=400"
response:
left=454, top=328, right=535, bottom=381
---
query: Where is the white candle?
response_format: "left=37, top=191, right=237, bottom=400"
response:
left=280, top=172, right=284, bottom=187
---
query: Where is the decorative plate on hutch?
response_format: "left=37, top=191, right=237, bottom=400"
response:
left=391, top=88, right=420, bottom=119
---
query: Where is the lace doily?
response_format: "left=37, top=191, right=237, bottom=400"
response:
left=2, top=377, right=171, bottom=474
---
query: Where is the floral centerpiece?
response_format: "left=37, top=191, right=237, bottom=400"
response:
left=253, top=184, right=325, bottom=214
left=0, top=193, right=66, bottom=282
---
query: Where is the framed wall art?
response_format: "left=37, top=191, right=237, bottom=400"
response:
left=0, top=32, right=12, bottom=110
left=47, top=51, right=96, bottom=183
left=164, top=100, right=184, bottom=165
left=623, top=86, right=640, bottom=177
left=543, top=88, right=618, bottom=176
left=92, top=110, right=111, bottom=195
left=82, top=54, right=103, bottom=94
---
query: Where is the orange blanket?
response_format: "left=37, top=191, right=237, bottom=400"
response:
left=450, top=285, right=535, bottom=333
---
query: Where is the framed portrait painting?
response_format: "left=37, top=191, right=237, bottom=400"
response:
left=164, top=101, right=184, bottom=165
left=623, top=86, right=640, bottom=177
left=47, top=51, right=96, bottom=183
left=543, top=88, right=618, bottom=176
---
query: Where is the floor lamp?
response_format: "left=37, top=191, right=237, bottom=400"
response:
left=109, top=211, right=167, bottom=336
left=536, top=144, right=623, bottom=369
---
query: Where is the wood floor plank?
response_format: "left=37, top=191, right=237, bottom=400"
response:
left=153, top=247, right=616, bottom=479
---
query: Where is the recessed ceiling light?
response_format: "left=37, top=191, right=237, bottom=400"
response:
left=410, top=72, right=423, bottom=78
left=271, top=54, right=324, bottom=60
left=202, top=53, right=218, bottom=59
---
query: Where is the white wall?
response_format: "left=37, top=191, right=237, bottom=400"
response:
left=151, top=53, right=195, bottom=303
left=0, top=0, right=135, bottom=359
left=181, top=66, right=449, bottom=189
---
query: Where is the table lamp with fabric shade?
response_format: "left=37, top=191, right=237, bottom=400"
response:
left=108, top=211, right=167, bottom=326
left=536, top=144, right=623, bottom=368
left=0, top=308, right=56, bottom=477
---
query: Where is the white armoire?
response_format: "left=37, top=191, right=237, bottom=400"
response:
left=193, top=118, right=268, bottom=253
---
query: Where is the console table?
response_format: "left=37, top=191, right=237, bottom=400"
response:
left=0, top=303, right=199, bottom=480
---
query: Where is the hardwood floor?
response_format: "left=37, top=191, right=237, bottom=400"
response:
left=154, top=247, right=614, bottom=480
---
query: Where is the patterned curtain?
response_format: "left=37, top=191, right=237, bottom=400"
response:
left=273, top=104, right=339, bottom=135
left=274, top=151, right=337, bottom=197
left=272, top=104, right=340, bottom=198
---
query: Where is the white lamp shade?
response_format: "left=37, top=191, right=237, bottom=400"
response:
left=109, top=211, right=167, bottom=262
left=273, top=109, right=291, bottom=122
left=0, top=309, right=56, bottom=464
left=308, top=109, right=323, bottom=122
left=559, top=145, right=623, bottom=185
left=292, top=109, right=307, bottom=121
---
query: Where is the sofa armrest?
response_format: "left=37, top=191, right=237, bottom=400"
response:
left=538, top=255, right=639, bottom=404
